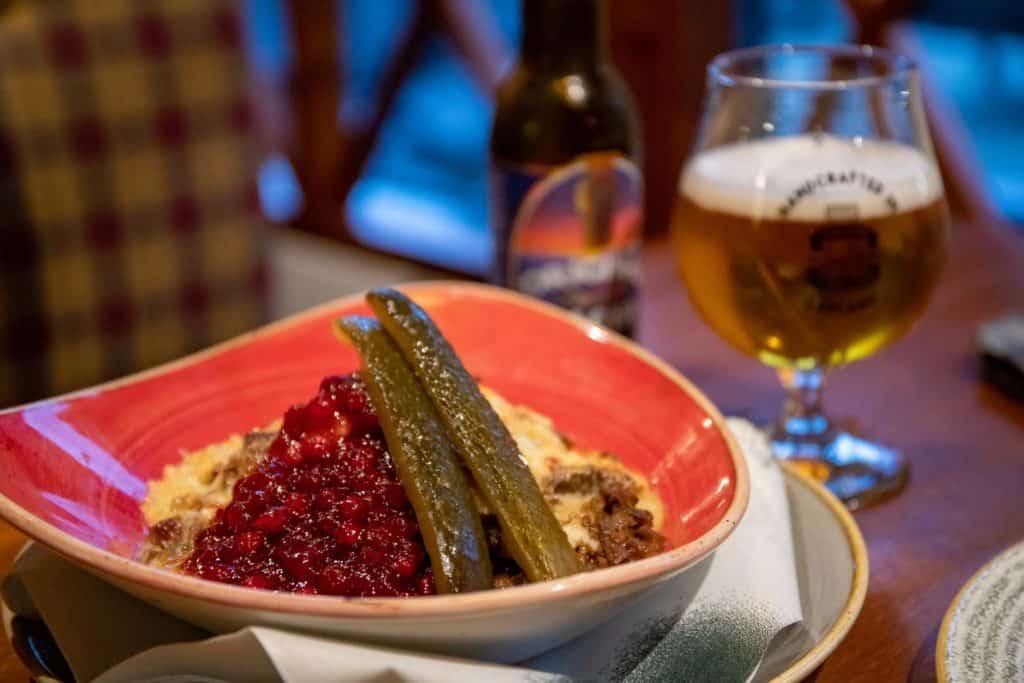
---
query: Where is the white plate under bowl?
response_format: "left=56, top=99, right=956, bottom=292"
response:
left=2, top=462, right=866, bottom=682
left=760, top=461, right=868, bottom=681
left=938, top=540, right=1024, bottom=683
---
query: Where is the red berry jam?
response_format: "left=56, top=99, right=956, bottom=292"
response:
left=183, top=374, right=434, bottom=597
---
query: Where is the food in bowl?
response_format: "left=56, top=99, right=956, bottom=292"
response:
left=140, top=289, right=664, bottom=597
left=0, top=281, right=746, bottom=662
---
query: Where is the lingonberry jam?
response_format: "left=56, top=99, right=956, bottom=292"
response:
left=183, top=374, right=435, bottom=597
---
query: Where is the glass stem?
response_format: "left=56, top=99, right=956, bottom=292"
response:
left=771, top=366, right=835, bottom=458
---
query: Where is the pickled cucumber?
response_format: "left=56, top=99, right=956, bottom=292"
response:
left=366, top=289, right=580, bottom=582
left=334, top=316, right=493, bottom=593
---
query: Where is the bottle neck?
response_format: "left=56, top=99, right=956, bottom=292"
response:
left=520, top=0, right=607, bottom=70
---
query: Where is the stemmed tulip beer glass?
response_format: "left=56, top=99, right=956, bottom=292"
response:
left=673, top=45, right=950, bottom=509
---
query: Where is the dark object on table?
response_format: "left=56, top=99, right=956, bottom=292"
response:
left=978, top=314, right=1024, bottom=402
left=10, top=615, right=73, bottom=682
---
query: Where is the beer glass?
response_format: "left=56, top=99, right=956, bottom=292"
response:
left=674, top=45, right=949, bottom=508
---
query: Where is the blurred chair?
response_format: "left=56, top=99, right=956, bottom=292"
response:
left=280, top=0, right=732, bottom=254
left=283, top=0, right=510, bottom=240
left=608, top=2, right=733, bottom=239
left=0, top=0, right=268, bottom=407
left=843, top=0, right=1023, bottom=224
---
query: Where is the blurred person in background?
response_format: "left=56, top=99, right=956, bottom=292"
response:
left=0, top=0, right=267, bottom=408
left=3, top=0, right=1022, bottom=409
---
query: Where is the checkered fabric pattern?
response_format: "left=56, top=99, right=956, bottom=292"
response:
left=0, top=0, right=268, bottom=407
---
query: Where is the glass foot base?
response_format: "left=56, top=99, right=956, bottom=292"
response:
left=770, top=430, right=909, bottom=510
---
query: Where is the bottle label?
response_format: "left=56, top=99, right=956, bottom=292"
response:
left=491, top=152, right=643, bottom=334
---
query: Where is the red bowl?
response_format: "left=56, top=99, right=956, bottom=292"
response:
left=0, top=282, right=748, bottom=662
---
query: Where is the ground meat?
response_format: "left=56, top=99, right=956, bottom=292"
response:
left=140, top=431, right=277, bottom=569
left=149, top=517, right=182, bottom=546
left=493, top=572, right=528, bottom=589
left=549, top=464, right=665, bottom=570
left=489, top=465, right=665, bottom=583
left=582, top=506, right=663, bottom=569
left=138, top=513, right=211, bottom=568
left=232, top=431, right=275, bottom=480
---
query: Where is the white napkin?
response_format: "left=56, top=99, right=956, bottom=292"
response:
left=3, top=419, right=805, bottom=683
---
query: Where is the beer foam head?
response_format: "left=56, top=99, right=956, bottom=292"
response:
left=682, top=135, right=943, bottom=221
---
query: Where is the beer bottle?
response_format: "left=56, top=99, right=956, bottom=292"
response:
left=489, top=0, right=643, bottom=336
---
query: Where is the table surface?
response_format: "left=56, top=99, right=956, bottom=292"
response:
left=0, top=218, right=1022, bottom=681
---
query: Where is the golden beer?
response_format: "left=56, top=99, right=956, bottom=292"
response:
left=674, top=135, right=949, bottom=369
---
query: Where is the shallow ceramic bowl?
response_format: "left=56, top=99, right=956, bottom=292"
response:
left=0, top=282, right=748, bottom=663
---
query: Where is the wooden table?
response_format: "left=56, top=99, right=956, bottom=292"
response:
left=640, top=218, right=1024, bottom=681
left=0, top=218, right=1022, bottom=681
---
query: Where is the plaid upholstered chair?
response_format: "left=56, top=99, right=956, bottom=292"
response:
left=0, top=0, right=267, bottom=407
